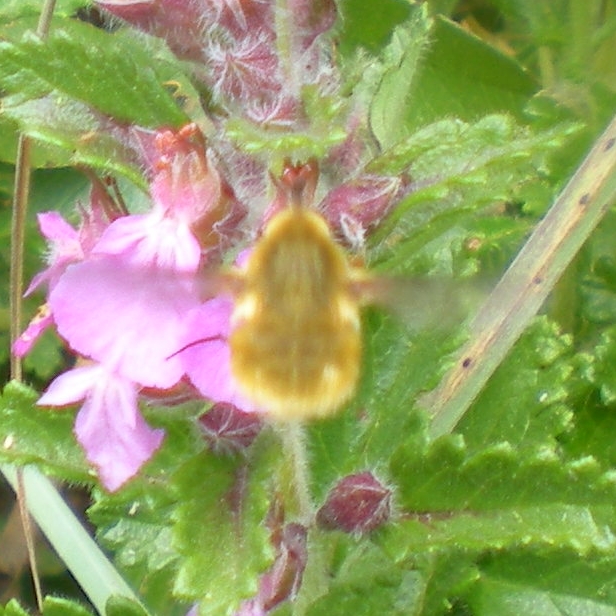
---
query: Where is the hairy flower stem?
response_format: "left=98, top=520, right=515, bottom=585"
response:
left=9, top=137, right=30, bottom=383
left=276, top=423, right=313, bottom=524
left=275, top=0, right=298, bottom=97
left=8, top=1, right=58, bottom=610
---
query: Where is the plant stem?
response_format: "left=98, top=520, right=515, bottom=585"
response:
left=3, top=466, right=147, bottom=615
left=277, top=423, right=313, bottom=524
left=9, top=135, right=31, bottom=383
left=9, top=2, right=59, bottom=609
left=6, top=3, right=145, bottom=614
left=423, top=113, right=616, bottom=438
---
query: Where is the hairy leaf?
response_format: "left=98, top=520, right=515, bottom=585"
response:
left=0, top=381, right=90, bottom=483
left=171, top=441, right=276, bottom=615
left=0, top=20, right=187, bottom=129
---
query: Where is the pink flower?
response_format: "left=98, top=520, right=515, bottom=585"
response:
left=49, top=255, right=199, bottom=389
left=27, top=124, right=247, bottom=489
left=179, top=296, right=263, bottom=414
left=39, top=364, right=164, bottom=491
left=49, top=124, right=233, bottom=391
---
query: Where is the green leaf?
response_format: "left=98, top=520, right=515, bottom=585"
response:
left=382, top=504, right=616, bottom=557
left=586, top=326, right=616, bottom=405
left=171, top=443, right=275, bottom=615
left=0, top=0, right=85, bottom=20
left=92, top=491, right=179, bottom=572
left=302, top=541, right=421, bottom=616
left=105, top=596, right=150, bottom=616
left=392, top=432, right=616, bottom=512
left=473, top=548, right=616, bottom=611
left=386, top=398, right=616, bottom=562
left=2, top=94, right=146, bottom=183
left=368, top=115, right=578, bottom=275
left=370, top=15, right=537, bottom=145
left=470, top=575, right=616, bottom=616
left=0, top=600, right=30, bottom=616
left=408, top=552, right=479, bottom=616
left=0, top=19, right=188, bottom=129
left=0, top=381, right=91, bottom=483
left=335, top=0, right=412, bottom=54
left=458, top=318, right=576, bottom=452
left=559, top=326, right=616, bottom=472
left=42, top=596, right=95, bottom=616
left=561, top=387, right=616, bottom=475
left=363, top=6, right=432, bottom=150
left=89, top=470, right=183, bottom=613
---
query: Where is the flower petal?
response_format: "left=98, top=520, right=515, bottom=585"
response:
left=12, top=304, right=53, bottom=358
left=38, top=364, right=104, bottom=406
left=93, top=213, right=201, bottom=273
left=50, top=255, right=199, bottom=388
left=73, top=370, right=164, bottom=491
left=180, top=297, right=261, bottom=413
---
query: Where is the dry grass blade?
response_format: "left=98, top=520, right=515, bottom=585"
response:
left=423, top=113, right=616, bottom=438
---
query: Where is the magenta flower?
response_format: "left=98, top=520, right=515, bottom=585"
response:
left=18, top=0, right=413, bottom=493
left=38, top=364, right=164, bottom=491
left=179, top=296, right=263, bottom=414
left=28, top=124, right=246, bottom=490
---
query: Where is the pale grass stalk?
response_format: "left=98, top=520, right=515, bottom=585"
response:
left=424, top=113, right=616, bottom=438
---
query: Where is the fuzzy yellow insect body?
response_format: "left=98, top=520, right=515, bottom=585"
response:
left=229, top=205, right=364, bottom=420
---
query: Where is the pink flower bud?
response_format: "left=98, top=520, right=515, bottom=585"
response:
left=316, top=471, right=392, bottom=534
left=199, top=403, right=263, bottom=454
left=259, top=523, right=307, bottom=610
left=321, top=175, right=407, bottom=248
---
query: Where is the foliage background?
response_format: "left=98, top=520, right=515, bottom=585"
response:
left=0, top=0, right=615, bottom=615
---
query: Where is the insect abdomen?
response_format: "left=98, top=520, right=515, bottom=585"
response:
left=229, top=207, right=363, bottom=419
left=230, top=303, right=361, bottom=419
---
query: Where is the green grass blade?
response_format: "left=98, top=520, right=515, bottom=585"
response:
left=425, top=113, right=616, bottom=438
left=2, top=465, right=149, bottom=616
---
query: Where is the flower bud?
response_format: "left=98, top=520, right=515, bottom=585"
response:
left=199, top=403, right=263, bottom=455
left=259, top=523, right=308, bottom=611
left=320, top=175, right=406, bottom=249
left=316, top=471, right=392, bottom=534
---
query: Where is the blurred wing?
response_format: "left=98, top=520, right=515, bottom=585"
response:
left=355, top=275, right=490, bottom=332
left=194, top=266, right=244, bottom=300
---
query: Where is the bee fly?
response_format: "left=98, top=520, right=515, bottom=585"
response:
left=228, top=160, right=372, bottom=420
